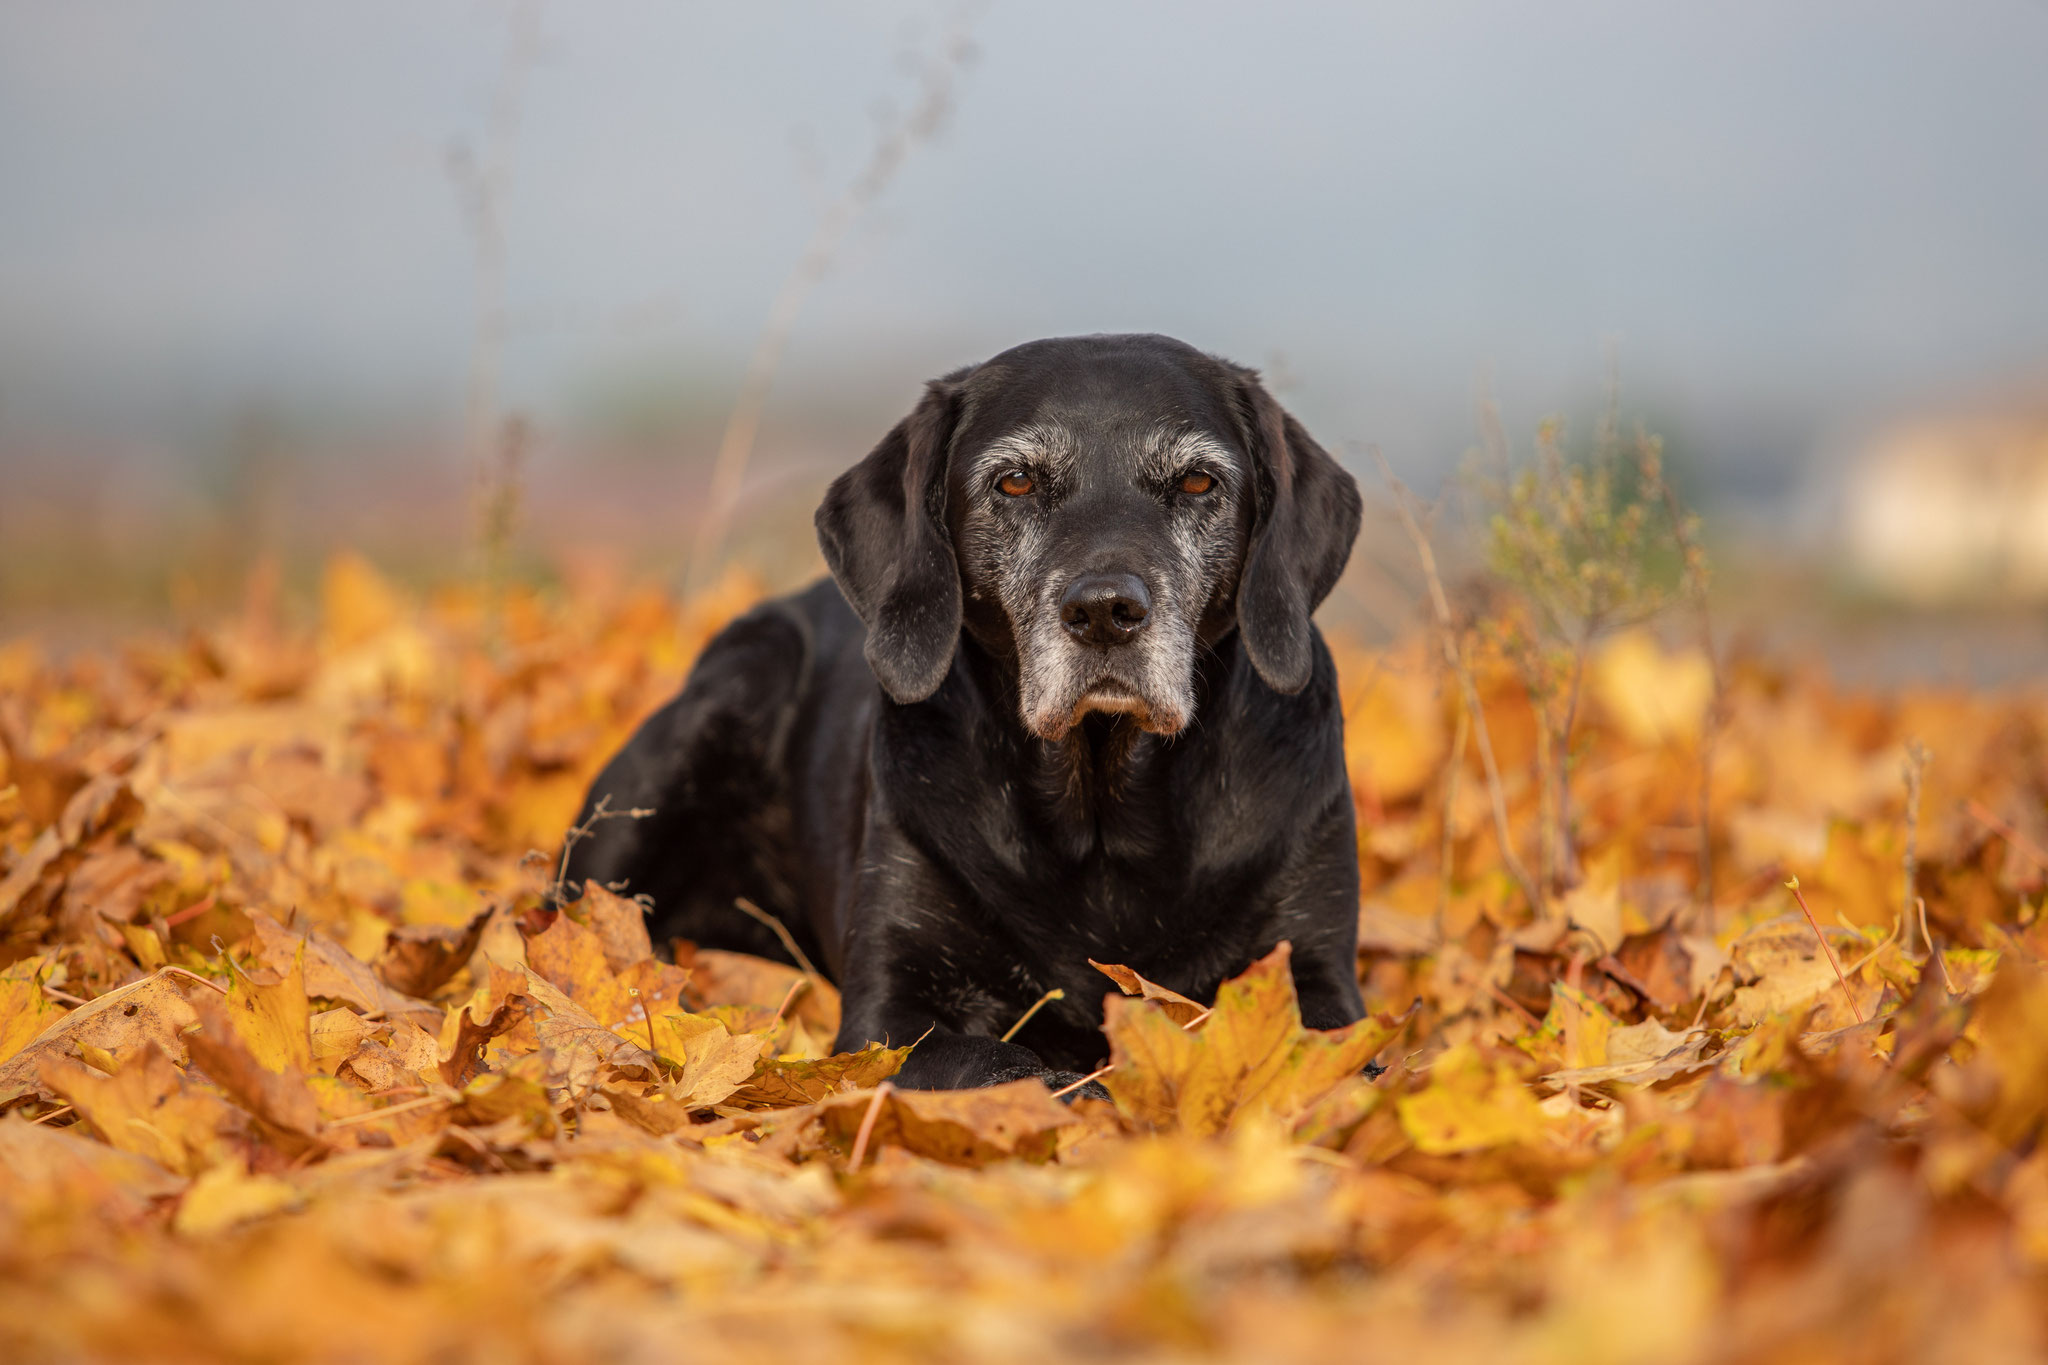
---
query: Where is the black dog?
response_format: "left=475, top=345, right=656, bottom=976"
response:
left=565, top=334, right=1364, bottom=1092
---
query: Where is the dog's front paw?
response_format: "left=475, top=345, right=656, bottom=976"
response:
left=1041, top=1070, right=1111, bottom=1104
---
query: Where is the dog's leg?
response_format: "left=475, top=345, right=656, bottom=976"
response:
left=1272, top=799, right=1368, bottom=1031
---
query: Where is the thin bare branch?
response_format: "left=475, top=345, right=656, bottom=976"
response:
left=1375, top=448, right=1544, bottom=919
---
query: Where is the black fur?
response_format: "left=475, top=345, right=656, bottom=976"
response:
left=566, top=334, right=1364, bottom=1093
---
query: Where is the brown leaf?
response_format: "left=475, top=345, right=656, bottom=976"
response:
left=578, top=881, right=654, bottom=972
left=0, top=972, right=202, bottom=1105
left=0, top=776, right=142, bottom=926
left=1090, top=958, right=1209, bottom=1026
left=376, top=908, right=492, bottom=998
left=819, top=1079, right=1080, bottom=1167
left=526, top=909, right=634, bottom=1024
left=248, top=911, right=433, bottom=1022
left=517, top=967, right=655, bottom=1088
left=725, top=1044, right=908, bottom=1110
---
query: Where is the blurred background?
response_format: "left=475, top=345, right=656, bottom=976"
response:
left=4, top=1, right=2047, bottom=677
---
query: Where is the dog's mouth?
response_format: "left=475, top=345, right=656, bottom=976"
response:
left=1037, top=678, right=1186, bottom=741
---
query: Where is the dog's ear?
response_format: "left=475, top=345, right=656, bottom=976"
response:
left=815, top=381, right=964, bottom=703
left=1233, top=375, right=1362, bottom=694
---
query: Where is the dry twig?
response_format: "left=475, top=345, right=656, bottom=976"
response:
left=1375, top=448, right=1544, bottom=918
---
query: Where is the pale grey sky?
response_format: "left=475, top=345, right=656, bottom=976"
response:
left=2, top=1, right=2045, bottom=489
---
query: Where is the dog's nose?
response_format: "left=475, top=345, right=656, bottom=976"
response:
left=1059, top=574, right=1151, bottom=645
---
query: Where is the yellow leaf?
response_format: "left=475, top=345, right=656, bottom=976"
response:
left=1102, top=943, right=1405, bottom=1135
left=173, top=1163, right=302, bottom=1238
left=1962, top=958, right=2048, bottom=1150
left=0, top=972, right=200, bottom=1105
left=1396, top=1043, right=1549, bottom=1154
left=223, top=945, right=313, bottom=1076
left=43, top=1044, right=242, bottom=1177
left=637, top=1008, right=771, bottom=1109
left=309, top=1008, right=378, bottom=1069
left=1592, top=628, right=1712, bottom=746
left=320, top=551, right=404, bottom=652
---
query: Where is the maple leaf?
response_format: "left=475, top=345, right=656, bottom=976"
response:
left=1395, top=1042, right=1550, bottom=1154
left=725, top=1043, right=909, bottom=1109
left=377, top=907, right=492, bottom=999
left=525, top=907, right=691, bottom=1031
left=42, top=1043, right=243, bottom=1176
left=1090, top=958, right=1209, bottom=1026
left=173, top=1162, right=303, bottom=1237
left=576, top=881, right=655, bottom=972
left=0, top=955, right=64, bottom=1067
left=185, top=977, right=324, bottom=1144
left=819, top=1079, right=1081, bottom=1167
left=1102, top=943, right=1406, bottom=1135
left=0, top=971, right=202, bottom=1105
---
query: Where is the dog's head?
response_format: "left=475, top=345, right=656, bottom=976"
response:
left=816, top=334, right=1360, bottom=741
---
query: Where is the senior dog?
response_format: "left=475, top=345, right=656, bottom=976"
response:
left=565, top=334, right=1364, bottom=1093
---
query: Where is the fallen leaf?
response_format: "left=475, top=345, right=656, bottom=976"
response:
left=1396, top=1042, right=1549, bottom=1155
left=819, top=1079, right=1080, bottom=1167
left=185, top=994, right=323, bottom=1140
left=173, top=1162, right=303, bottom=1237
left=0, top=956, right=64, bottom=1067
left=377, top=908, right=492, bottom=998
left=1102, top=943, right=1405, bottom=1135
left=42, top=1044, right=244, bottom=1176
left=637, top=1008, right=770, bottom=1108
left=0, top=972, right=202, bottom=1104
left=726, top=1044, right=909, bottom=1109
left=309, top=1008, right=379, bottom=1068
left=0, top=1112, right=185, bottom=1223
left=1090, top=958, right=1209, bottom=1026
left=577, top=881, right=654, bottom=972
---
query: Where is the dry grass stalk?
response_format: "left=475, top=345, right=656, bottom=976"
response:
left=1900, top=741, right=1931, bottom=958
left=733, top=896, right=822, bottom=981
left=1001, top=988, right=1065, bottom=1043
left=448, top=0, right=544, bottom=582
left=1785, top=877, right=1865, bottom=1026
left=1375, top=448, right=1545, bottom=919
left=1633, top=435, right=1721, bottom=921
left=846, top=1081, right=894, bottom=1171
left=685, top=13, right=981, bottom=593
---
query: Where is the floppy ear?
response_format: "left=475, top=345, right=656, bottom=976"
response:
left=1233, top=376, right=1363, bottom=694
left=814, top=381, right=964, bottom=703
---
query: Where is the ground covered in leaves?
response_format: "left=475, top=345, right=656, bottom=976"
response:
left=2, top=555, right=2046, bottom=1364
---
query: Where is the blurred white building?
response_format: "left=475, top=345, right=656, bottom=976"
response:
left=1840, top=418, right=2048, bottom=603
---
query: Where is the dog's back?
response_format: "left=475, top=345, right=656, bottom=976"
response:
left=564, top=579, right=872, bottom=971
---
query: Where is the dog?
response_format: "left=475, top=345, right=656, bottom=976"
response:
left=564, top=333, right=1365, bottom=1093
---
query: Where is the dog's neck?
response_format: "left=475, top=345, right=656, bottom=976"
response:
left=954, top=631, right=1221, bottom=843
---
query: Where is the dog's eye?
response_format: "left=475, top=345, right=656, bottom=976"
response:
left=997, top=470, right=1035, bottom=497
left=1179, top=471, right=1215, bottom=495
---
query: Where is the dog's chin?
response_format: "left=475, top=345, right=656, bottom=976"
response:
left=1027, top=681, right=1187, bottom=742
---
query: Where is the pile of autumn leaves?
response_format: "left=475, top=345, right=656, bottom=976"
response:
left=2, top=554, right=2046, bottom=1365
